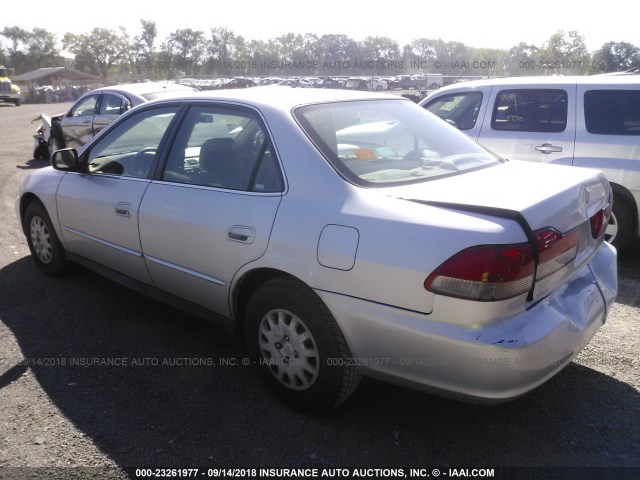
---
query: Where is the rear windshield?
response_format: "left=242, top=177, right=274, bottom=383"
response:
left=294, top=99, right=501, bottom=187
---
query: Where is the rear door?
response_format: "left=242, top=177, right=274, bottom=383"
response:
left=93, top=92, right=132, bottom=136
left=477, top=83, right=577, bottom=165
left=139, top=104, right=284, bottom=317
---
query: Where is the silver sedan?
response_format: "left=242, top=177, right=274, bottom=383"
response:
left=17, top=87, right=617, bottom=411
left=44, top=81, right=198, bottom=152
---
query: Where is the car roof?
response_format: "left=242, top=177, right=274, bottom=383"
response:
left=93, top=81, right=197, bottom=96
left=144, top=85, right=405, bottom=111
left=436, top=75, right=640, bottom=89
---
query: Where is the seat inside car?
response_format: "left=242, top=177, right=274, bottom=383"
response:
left=199, top=137, right=248, bottom=190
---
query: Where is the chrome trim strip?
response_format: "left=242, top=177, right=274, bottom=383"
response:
left=150, top=180, right=283, bottom=197
left=144, top=255, right=226, bottom=286
left=63, top=227, right=142, bottom=257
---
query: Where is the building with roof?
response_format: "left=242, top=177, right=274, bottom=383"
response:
left=12, top=67, right=102, bottom=103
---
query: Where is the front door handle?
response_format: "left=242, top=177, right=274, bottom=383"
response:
left=535, top=143, right=563, bottom=154
left=228, top=226, right=255, bottom=244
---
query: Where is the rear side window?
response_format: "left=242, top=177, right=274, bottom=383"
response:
left=162, top=106, right=284, bottom=193
left=423, top=92, right=483, bottom=130
left=99, top=93, right=130, bottom=115
left=584, top=90, right=640, bottom=135
left=492, top=89, right=567, bottom=133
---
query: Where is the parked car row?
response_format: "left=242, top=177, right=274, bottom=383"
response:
left=20, top=85, right=617, bottom=411
left=183, top=76, right=397, bottom=91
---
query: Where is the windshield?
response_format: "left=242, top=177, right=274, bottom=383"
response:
left=294, top=99, right=501, bottom=187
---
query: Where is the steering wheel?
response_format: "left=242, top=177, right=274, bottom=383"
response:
left=129, top=147, right=157, bottom=178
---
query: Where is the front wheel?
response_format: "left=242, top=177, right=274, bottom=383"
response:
left=245, top=277, right=360, bottom=412
left=48, top=136, right=63, bottom=156
left=33, top=141, right=49, bottom=160
left=24, top=202, right=67, bottom=275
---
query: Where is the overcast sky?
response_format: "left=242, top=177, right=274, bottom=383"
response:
left=2, top=0, right=638, bottom=52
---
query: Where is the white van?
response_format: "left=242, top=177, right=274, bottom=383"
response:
left=421, top=75, right=640, bottom=250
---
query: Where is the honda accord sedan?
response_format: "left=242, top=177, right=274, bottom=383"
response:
left=17, top=87, right=617, bottom=411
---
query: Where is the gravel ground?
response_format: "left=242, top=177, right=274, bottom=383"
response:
left=0, top=102, right=638, bottom=479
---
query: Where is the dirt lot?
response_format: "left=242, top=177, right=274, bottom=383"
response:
left=0, top=103, right=639, bottom=478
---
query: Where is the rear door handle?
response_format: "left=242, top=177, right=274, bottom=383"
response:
left=535, top=143, right=563, bottom=154
left=115, top=202, right=131, bottom=217
left=228, top=226, right=255, bottom=244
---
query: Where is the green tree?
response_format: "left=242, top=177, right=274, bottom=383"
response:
left=208, top=27, right=236, bottom=75
left=360, top=36, right=400, bottom=73
left=132, top=20, right=157, bottom=76
left=167, top=28, right=206, bottom=75
left=26, top=28, right=60, bottom=69
left=537, top=30, right=590, bottom=74
left=594, top=41, right=640, bottom=72
left=0, top=26, right=30, bottom=71
left=316, top=34, right=359, bottom=74
left=64, top=28, right=129, bottom=78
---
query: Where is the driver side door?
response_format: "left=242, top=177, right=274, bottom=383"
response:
left=56, top=105, right=180, bottom=284
left=61, top=93, right=101, bottom=149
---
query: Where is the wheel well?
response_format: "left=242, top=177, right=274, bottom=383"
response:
left=19, top=193, right=43, bottom=233
left=610, top=183, right=638, bottom=235
left=232, top=268, right=304, bottom=338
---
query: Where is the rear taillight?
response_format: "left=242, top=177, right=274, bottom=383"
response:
left=590, top=195, right=612, bottom=239
left=535, top=228, right=579, bottom=280
left=425, top=227, right=581, bottom=302
left=424, top=243, right=535, bottom=301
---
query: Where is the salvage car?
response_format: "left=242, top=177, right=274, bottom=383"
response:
left=33, top=81, right=197, bottom=157
left=17, top=87, right=617, bottom=411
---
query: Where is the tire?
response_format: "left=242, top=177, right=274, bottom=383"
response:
left=49, top=136, right=63, bottom=156
left=33, top=141, right=49, bottom=160
left=24, top=202, right=67, bottom=275
left=606, top=196, right=632, bottom=252
left=14, top=98, right=22, bottom=106
left=245, top=277, right=360, bottom=412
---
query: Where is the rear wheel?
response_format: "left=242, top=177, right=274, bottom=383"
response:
left=606, top=196, right=632, bottom=252
left=24, top=202, right=67, bottom=275
left=245, top=277, right=360, bottom=412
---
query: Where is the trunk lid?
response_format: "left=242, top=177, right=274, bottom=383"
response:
left=382, top=161, right=612, bottom=302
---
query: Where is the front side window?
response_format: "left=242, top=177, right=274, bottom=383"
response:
left=85, top=106, right=179, bottom=178
left=70, top=94, right=99, bottom=117
left=492, top=89, right=567, bottom=133
left=423, top=92, right=483, bottom=130
left=585, top=90, right=640, bottom=135
left=294, top=99, right=500, bottom=187
left=161, top=105, right=283, bottom=192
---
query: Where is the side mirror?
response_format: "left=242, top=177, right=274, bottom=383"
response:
left=51, top=148, right=83, bottom=172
